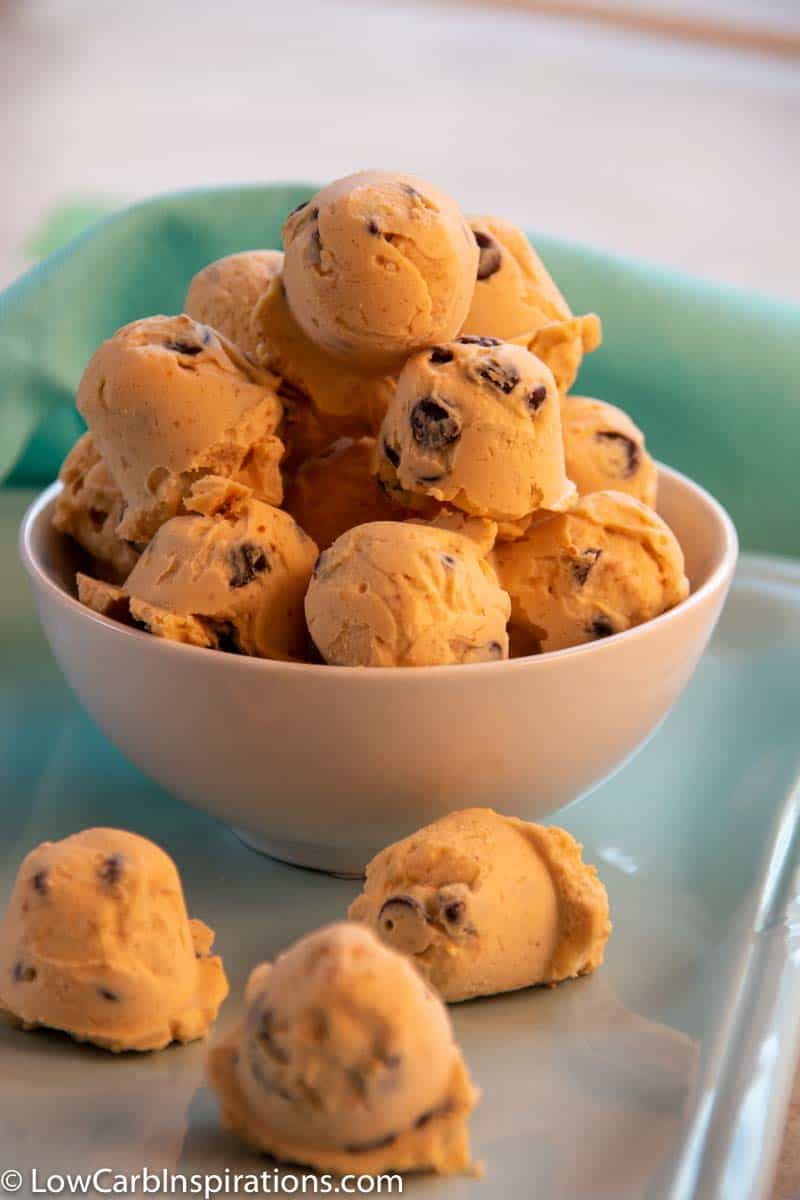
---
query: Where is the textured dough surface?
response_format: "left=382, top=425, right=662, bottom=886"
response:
left=77, top=315, right=284, bottom=543
left=493, top=490, right=689, bottom=655
left=52, top=433, right=139, bottom=582
left=376, top=337, right=574, bottom=522
left=252, top=273, right=396, bottom=421
left=0, top=828, right=228, bottom=1052
left=208, top=923, right=478, bottom=1176
left=521, top=313, right=602, bottom=396
left=305, top=520, right=510, bottom=667
left=562, top=394, right=657, bottom=506
left=284, top=437, right=400, bottom=550
left=349, top=807, right=611, bottom=1002
left=461, top=215, right=571, bottom=341
left=122, top=477, right=317, bottom=659
left=184, top=250, right=284, bottom=358
left=282, top=171, right=478, bottom=371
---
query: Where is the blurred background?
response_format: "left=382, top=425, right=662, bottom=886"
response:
left=1, top=0, right=798, bottom=298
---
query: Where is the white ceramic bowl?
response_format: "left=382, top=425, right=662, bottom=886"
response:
left=20, top=466, right=737, bottom=874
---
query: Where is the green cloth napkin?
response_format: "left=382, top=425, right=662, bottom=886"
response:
left=1, top=184, right=798, bottom=556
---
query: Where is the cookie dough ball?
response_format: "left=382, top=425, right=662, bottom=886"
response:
left=282, top=171, right=478, bottom=372
left=252, top=274, right=396, bottom=423
left=524, top=313, right=602, bottom=396
left=562, top=395, right=657, bottom=507
left=461, top=215, right=571, bottom=341
left=52, top=433, right=139, bottom=582
left=376, top=337, right=575, bottom=523
left=208, top=923, right=478, bottom=1176
left=0, top=828, right=228, bottom=1052
left=186, top=254, right=395, bottom=432
left=77, top=315, right=284, bottom=543
left=306, top=521, right=510, bottom=668
left=349, top=808, right=611, bottom=1002
left=284, top=438, right=400, bottom=550
left=185, top=249, right=283, bottom=358
left=493, top=491, right=689, bottom=655
left=117, top=477, right=317, bottom=659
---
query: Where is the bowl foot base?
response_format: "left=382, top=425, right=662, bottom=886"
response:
left=232, top=827, right=366, bottom=878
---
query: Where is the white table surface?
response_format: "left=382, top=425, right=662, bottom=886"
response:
left=1, top=0, right=798, bottom=301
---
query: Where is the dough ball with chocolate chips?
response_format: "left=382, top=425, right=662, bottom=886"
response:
left=284, top=437, right=400, bottom=551
left=0, top=828, right=228, bottom=1052
left=52, top=432, right=140, bottom=583
left=186, top=253, right=395, bottom=433
left=113, top=477, right=317, bottom=660
left=492, top=490, right=688, bottom=655
left=562, top=395, right=657, bottom=506
left=208, top=923, right=479, bottom=1176
left=461, top=215, right=571, bottom=341
left=375, top=338, right=575, bottom=524
left=349, top=807, right=611, bottom=1002
left=250, top=273, right=396, bottom=425
left=281, top=171, right=478, bottom=372
left=77, top=315, right=284, bottom=543
left=305, top=520, right=510, bottom=668
left=185, top=249, right=284, bottom=359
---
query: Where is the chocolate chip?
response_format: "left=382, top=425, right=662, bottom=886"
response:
left=378, top=894, right=426, bottom=931
left=201, top=325, right=212, bottom=345
left=310, top=207, right=319, bottom=220
left=288, top=199, right=309, bottom=216
left=344, top=1133, right=397, bottom=1154
left=441, top=553, right=457, bottom=569
left=527, top=385, right=548, bottom=412
left=376, top=896, right=435, bottom=963
left=277, top=378, right=311, bottom=406
left=383, top=440, right=400, bottom=468
left=442, top=900, right=466, bottom=925
left=259, top=1008, right=289, bottom=1064
left=474, top=229, right=502, bottom=280
left=571, top=548, right=602, bottom=586
left=99, top=855, right=124, bottom=886
left=487, top=640, right=503, bottom=658
left=366, top=218, right=381, bottom=235
left=429, top=346, right=454, bottom=365
left=595, top=431, right=641, bottom=477
left=98, top=987, right=119, bottom=1002
left=229, top=542, right=270, bottom=589
left=415, top=1101, right=453, bottom=1128
left=401, top=183, right=423, bottom=202
left=32, top=870, right=49, bottom=895
left=306, top=226, right=322, bottom=266
left=457, top=335, right=501, bottom=347
left=588, top=616, right=615, bottom=638
left=209, top=620, right=242, bottom=655
left=478, top=358, right=520, bottom=395
left=410, top=398, right=461, bottom=451
left=163, top=340, right=203, bottom=357
left=13, top=962, right=36, bottom=983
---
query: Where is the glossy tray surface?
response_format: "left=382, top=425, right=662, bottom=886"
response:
left=2, top=490, right=799, bottom=1199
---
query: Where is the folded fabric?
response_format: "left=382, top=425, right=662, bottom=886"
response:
left=0, top=184, right=797, bottom=556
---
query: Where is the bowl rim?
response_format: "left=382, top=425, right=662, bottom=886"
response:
left=20, top=463, right=738, bottom=682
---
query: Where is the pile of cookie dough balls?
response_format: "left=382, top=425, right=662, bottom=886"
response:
left=0, top=808, right=611, bottom=1178
left=60, top=167, right=689, bottom=666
